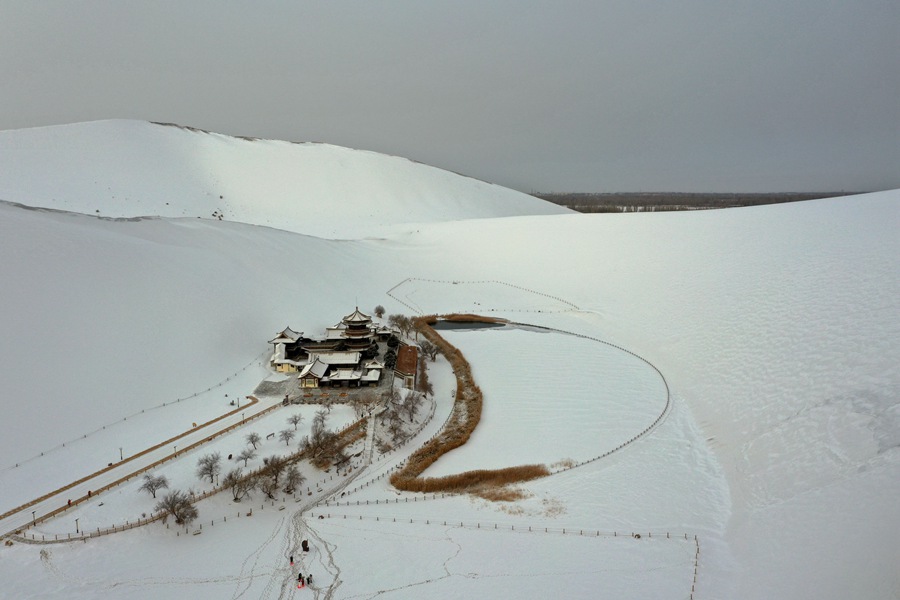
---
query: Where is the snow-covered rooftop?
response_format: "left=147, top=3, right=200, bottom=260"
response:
left=298, top=358, right=328, bottom=380
left=306, top=350, right=361, bottom=366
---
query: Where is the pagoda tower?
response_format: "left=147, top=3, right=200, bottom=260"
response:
left=341, top=307, right=375, bottom=350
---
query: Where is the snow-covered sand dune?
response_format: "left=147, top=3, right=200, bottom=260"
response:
left=0, top=120, right=569, bottom=238
left=0, top=121, right=897, bottom=599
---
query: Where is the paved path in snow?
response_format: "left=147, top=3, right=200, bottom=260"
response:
left=0, top=394, right=284, bottom=540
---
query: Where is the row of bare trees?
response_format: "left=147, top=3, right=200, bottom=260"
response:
left=387, top=314, right=413, bottom=337
left=139, top=474, right=199, bottom=526
left=306, top=409, right=348, bottom=467
left=223, top=455, right=306, bottom=502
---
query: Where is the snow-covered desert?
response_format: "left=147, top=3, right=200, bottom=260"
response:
left=0, top=120, right=897, bottom=599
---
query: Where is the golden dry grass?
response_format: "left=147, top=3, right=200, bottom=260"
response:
left=389, top=315, right=550, bottom=495
left=550, top=458, right=576, bottom=470
left=470, top=486, right=531, bottom=502
left=393, top=464, right=549, bottom=494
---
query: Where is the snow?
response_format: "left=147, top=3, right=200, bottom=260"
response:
left=0, top=120, right=897, bottom=599
left=0, top=120, right=569, bottom=239
left=423, top=326, right=668, bottom=475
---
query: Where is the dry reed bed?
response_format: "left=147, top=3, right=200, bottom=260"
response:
left=390, top=315, right=550, bottom=494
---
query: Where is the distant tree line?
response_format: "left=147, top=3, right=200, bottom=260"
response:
left=535, top=191, right=866, bottom=213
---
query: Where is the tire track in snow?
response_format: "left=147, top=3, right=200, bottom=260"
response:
left=270, top=420, right=378, bottom=599
left=231, top=513, right=287, bottom=600
left=42, top=545, right=271, bottom=591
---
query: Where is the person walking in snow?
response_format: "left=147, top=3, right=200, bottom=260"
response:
left=297, top=572, right=304, bottom=588
left=290, top=554, right=294, bottom=566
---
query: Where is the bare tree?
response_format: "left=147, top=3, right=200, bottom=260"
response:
left=389, top=387, right=403, bottom=408
left=305, top=409, right=349, bottom=467
left=223, top=468, right=254, bottom=502
left=419, top=340, right=439, bottom=361
left=324, top=434, right=348, bottom=466
left=257, top=474, right=279, bottom=499
left=382, top=396, right=407, bottom=444
left=287, top=413, right=304, bottom=430
left=154, top=489, right=198, bottom=526
left=307, top=428, right=326, bottom=458
left=138, top=473, right=169, bottom=499
left=313, top=409, right=327, bottom=431
left=308, top=429, right=335, bottom=463
left=387, top=314, right=412, bottom=337
left=196, top=452, right=221, bottom=484
left=237, top=447, right=256, bottom=467
left=262, top=455, right=288, bottom=486
left=307, top=409, right=330, bottom=455
left=373, top=305, right=385, bottom=318
left=282, top=464, right=305, bottom=494
left=246, top=432, right=261, bottom=449
left=352, top=390, right=379, bottom=419
left=388, top=418, right=409, bottom=444
left=350, top=396, right=366, bottom=420
left=279, top=429, right=296, bottom=446
left=403, top=391, right=424, bottom=421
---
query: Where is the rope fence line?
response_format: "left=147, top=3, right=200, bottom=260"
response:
left=11, top=514, right=165, bottom=544
left=13, top=502, right=703, bottom=600
left=309, top=510, right=701, bottom=599
left=13, top=499, right=703, bottom=599
left=692, top=535, right=701, bottom=600
left=385, top=277, right=580, bottom=316
left=507, top=321, right=672, bottom=474
left=11, top=496, right=295, bottom=545
left=3, top=348, right=270, bottom=473
left=309, top=510, right=698, bottom=544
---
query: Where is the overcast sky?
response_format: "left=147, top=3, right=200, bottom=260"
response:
left=1, top=1, right=897, bottom=193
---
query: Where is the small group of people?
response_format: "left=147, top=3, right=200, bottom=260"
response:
left=291, top=542, right=312, bottom=589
